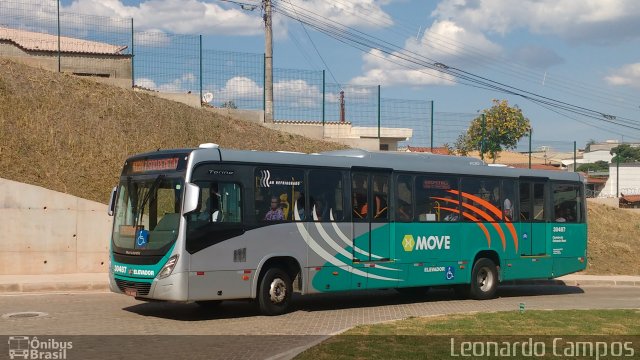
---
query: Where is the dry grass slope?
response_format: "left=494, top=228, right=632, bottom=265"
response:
left=586, top=202, right=640, bottom=275
left=0, top=58, right=345, bottom=203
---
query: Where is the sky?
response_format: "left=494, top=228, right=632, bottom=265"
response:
left=19, top=0, right=640, bottom=151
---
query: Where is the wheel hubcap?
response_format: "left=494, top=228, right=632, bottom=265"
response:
left=477, top=267, right=494, bottom=292
left=269, top=278, right=287, bottom=304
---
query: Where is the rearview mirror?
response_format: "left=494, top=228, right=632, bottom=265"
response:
left=183, top=183, right=200, bottom=214
left=108, top=186, right=117, bottom=216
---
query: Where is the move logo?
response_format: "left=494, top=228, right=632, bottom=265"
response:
left=402, top=235, right=451, bottom=252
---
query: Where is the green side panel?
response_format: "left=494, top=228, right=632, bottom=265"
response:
left=309, top=266, right=353, bottom=292
left=405, top=261, right=467, bottom=287
left=548, top=223, right=588, bottom=258
left=502, top=257, right=553, bottom=280
left=518, top=223, right=532, bottom=256
left=370, top=224, right=390, bottom=260
left=351, top=263, right=368, bottom=290
left=531, top=223, right=547, bottom=255
left=552, top=257, right=587, bottom=277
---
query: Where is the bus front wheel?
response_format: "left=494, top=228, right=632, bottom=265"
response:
left=469, top=258, right=498, bottom=300
left=258, top=267, right=292, bottom=316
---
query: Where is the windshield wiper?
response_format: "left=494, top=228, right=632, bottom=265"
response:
left=132, top=175, right=165, bottom=235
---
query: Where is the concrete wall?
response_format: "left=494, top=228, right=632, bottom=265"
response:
left=1, top=42, right=132, bottom=79
left=0, top=178, right=111, bottom=275
left=134, top=89, right=201, bottom=108
left=601, top=163, right=640, bottom=197
left=207, top=108, right=264, bottom=123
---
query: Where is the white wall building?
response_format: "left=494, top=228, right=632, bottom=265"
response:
left=600, top=163, right=640, bottom=197
left=583, top=149, right=613, bottom=163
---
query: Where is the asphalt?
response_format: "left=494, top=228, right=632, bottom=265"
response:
left=0, top=273, right=639, bottom=294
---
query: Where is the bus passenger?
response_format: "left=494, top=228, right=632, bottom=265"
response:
left=264, top=196, right=284, bottom=221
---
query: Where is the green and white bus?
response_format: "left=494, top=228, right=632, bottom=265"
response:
left=108, top=144, right=587, bottom=315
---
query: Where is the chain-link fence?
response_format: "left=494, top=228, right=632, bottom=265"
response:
left=0, top=0, right=485, bottom=148
left=1, top=0, right=132, bottom=83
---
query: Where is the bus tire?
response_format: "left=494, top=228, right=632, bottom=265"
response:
left=195, top=300, right=223, bottom=308
left=258, top=267, right=292, bottom=316
left=469, top=258, right=498, bottom=300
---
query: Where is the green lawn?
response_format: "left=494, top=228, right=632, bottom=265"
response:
left=296, top=310, right=640, bottom=360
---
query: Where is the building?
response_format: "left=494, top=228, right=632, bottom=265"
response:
left=0, top=26, right=131, bottom=87
left=599, top=163, right=640, bottom=197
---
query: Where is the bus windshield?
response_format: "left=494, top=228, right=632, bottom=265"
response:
left=112, top=175, right=184, bottom=253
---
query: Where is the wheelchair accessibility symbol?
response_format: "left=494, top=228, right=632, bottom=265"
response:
left=135, top=229, right=149, bottom=248
left=445, top=266, right=455, bottom=280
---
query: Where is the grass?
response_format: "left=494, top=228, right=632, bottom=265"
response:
left=296, top=310, right=640, bottom=360
left=1, top=58, right=639, bottom=275
left=585, top=202, right=640, bottom=275
left=0, top=58, right=345, bottom=204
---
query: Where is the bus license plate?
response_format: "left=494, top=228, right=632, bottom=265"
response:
left=124, top=288, right=137, bottom=297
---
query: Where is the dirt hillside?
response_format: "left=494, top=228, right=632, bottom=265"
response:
left=0, top=58, right=345, bottom=203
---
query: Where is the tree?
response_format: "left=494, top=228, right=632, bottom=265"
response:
left=611, top=144, right=640, bottom=163
left=576, top=161, right=609, bottom=173
left=221, top=100, right=238, bottom=109
left=455, top=99, right=531, bottom=163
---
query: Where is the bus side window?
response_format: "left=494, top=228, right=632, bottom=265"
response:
left=396, top=175, right=413, bottom=221
left=309, top=170, right=344, bottom=222
left=254, top=167, right=305, bottom=222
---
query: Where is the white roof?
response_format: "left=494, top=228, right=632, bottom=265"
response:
left=0, top=27, right=127, bottom=55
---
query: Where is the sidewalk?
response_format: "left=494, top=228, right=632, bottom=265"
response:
left=0, top=273, right=638, bottom=294
left=0, top=273, right=109, bottom=293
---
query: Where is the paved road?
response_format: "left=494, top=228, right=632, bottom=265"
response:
left=1, top=286, right=639, bottom=359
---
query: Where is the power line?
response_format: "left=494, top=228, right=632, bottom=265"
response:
left=271, top=1, right=640, bottom=134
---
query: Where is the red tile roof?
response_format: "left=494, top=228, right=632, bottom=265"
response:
left=620, top=195, right=640, bottom=203
left=406, top=146, right=450, bottom=155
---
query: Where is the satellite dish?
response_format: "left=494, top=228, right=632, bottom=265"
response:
left=202, top=92, right=213, bottom=103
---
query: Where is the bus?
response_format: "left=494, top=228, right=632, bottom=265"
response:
left=108, top=144, right=587, bottom=315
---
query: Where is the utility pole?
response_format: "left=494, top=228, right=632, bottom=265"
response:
left=480, top=113, right=486, bottom=161
left=263, top=0, right=274, bottom=123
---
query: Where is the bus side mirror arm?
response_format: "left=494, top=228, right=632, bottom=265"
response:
left=183, top=183, right=200, bottom=214
left=108, top=186, right=117, bottom=216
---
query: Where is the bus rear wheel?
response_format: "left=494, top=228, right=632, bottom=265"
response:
left=469, top=258, right=498, bottom=300
left=258, top=267, right=292, bottom=316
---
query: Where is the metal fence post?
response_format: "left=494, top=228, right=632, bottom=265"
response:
left=199, top=35, right=203, bottom=107
left=377, top=85, right=381, bottom=141
left=430, top=100, right=434, bottom=152
left=528, top=128, right=532, bottom=169
left=131, top=18, right=134, bottom=88
left=57, top=0, right=61, bottom=72
left=322, top=70, right=325, bottom=128
left=573, top=141, right=577, bottom=172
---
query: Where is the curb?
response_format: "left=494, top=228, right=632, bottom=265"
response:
left=504, top=279, right=640, bottom=287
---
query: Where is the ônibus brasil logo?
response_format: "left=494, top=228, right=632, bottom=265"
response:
left=402, top=234, right=451, bottom=252
left=7, top=336, right=73, bottom=360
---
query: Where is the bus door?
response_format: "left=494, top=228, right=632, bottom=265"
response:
left=519, top=179, right=548, bottom=256
left=351, top=170, right=392, bottom=288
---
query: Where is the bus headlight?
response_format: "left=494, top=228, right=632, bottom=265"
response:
left=157, top=255, right=179, bottom=279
